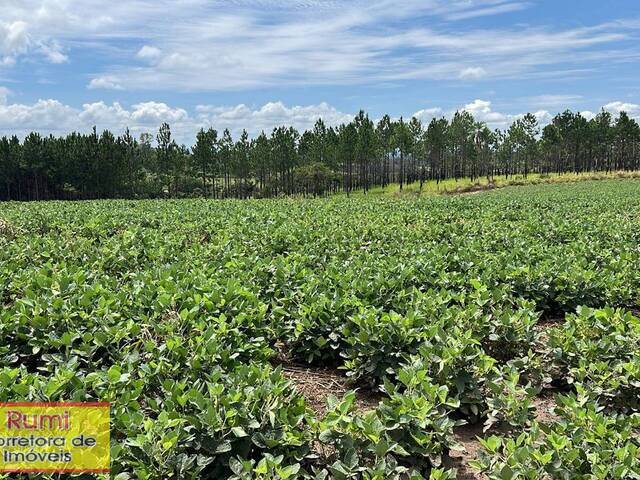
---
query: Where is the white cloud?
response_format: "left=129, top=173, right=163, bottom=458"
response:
left=412, top=99, right=553, bottom=130
left=444, top=2, right=531, bottom=21
left=39, top=42, right=68, bottom=64
left=137, top=45, right=162, bottom=60
left=0, top=98, right=197, bottom=143
left=530, top=110, right=553, bottom=125
left=459, top=67, right=487, bottom=80
left=130, top=102, right=189, bottom=124
left=0, top=21, right=29, bottom=56
left=105, top=14, right=635, bottom=90
left=463, top=99, right=508, bottom=125
left=0, top=99, right=78, bottom=132
left=0, top=87, right=10, bottom=104
left=88, top=77, right=124, bottom=90
left=1, top=96, right=638, bottom=146
left=0, top=19, right=68, bottom=65
left=2, top=0, right=636, bottom=92
left=195, top=101, right=354, bottom=134
left=603, top=101, right=640, bottom=118
left=412, top=107, right=444, bottom=123
left=45, top=50, right=68, bottom=64
left=0, top=56, right=17, bottom=67
left=0, top=97, right=354, bottom=144
left=78, top=101, right=131, bottom=126
left=528, top=94, right=583, bottom=107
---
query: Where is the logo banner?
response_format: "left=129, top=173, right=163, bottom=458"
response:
left=0, top=402, right=110, bottom=473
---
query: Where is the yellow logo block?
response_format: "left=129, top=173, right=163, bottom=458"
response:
left=0, top=402, right=110, bottom=473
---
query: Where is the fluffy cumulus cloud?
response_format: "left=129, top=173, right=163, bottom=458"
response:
left=0, top=99, right=78, bottom=133
left=411, top=99, right=554, bottom=129
left=195, top=101, right=353, bottom=134
left=462, top=99, right=507, bottom=124
left=580, top=103, right=640, bottom=122
left=603, top=101, right=640, bottom=118
left=0, top=97, right=354, bottom=144
left=412, top=107, right=444, bottom=123
left=78, top=101, right=130, bottom=125
left=136, top=45, right=162, bottom=60
left=0, top=98, right=192, bottom=142
left=0, top=96, right=638, bottom=144
left=130, top=102, right=189, bottom=124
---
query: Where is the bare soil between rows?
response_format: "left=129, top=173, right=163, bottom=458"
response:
left=277, top=317, right=568, bottom=478
left=281, top=363, right=381, bottom=416
left=281, top=361, right=560, bottom=479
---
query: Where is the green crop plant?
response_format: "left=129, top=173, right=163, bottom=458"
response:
left=1, top=179, right=640, bottom=478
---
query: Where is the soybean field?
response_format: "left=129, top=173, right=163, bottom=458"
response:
left=1, top=179, right=640, bottom=479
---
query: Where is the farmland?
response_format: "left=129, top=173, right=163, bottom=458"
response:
left=1, top=179, right=640, bottom=479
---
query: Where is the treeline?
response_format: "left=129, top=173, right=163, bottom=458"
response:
left=1, top=109, right=639, bottom=201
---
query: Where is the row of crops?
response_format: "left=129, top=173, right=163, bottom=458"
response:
left=1, top=179, right=639, bottom=479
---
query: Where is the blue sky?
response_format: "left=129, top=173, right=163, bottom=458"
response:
left=1, top=0, right=640, bottom=143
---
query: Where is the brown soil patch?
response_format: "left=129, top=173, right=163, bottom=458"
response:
left=444, top=422, right=485, bottom=479
left=443, top=393, right=559, bottom=479
left=278, top=343, right=561, bottom=478
left=445, top=422, right=517, bottom=479
left=281, top=364, right=382, bottom=417
left=535, top=319, right=561, bottom=346
left=537, top=313, right=565, bottom=324
left=533, top=391, right=560, bottom=425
